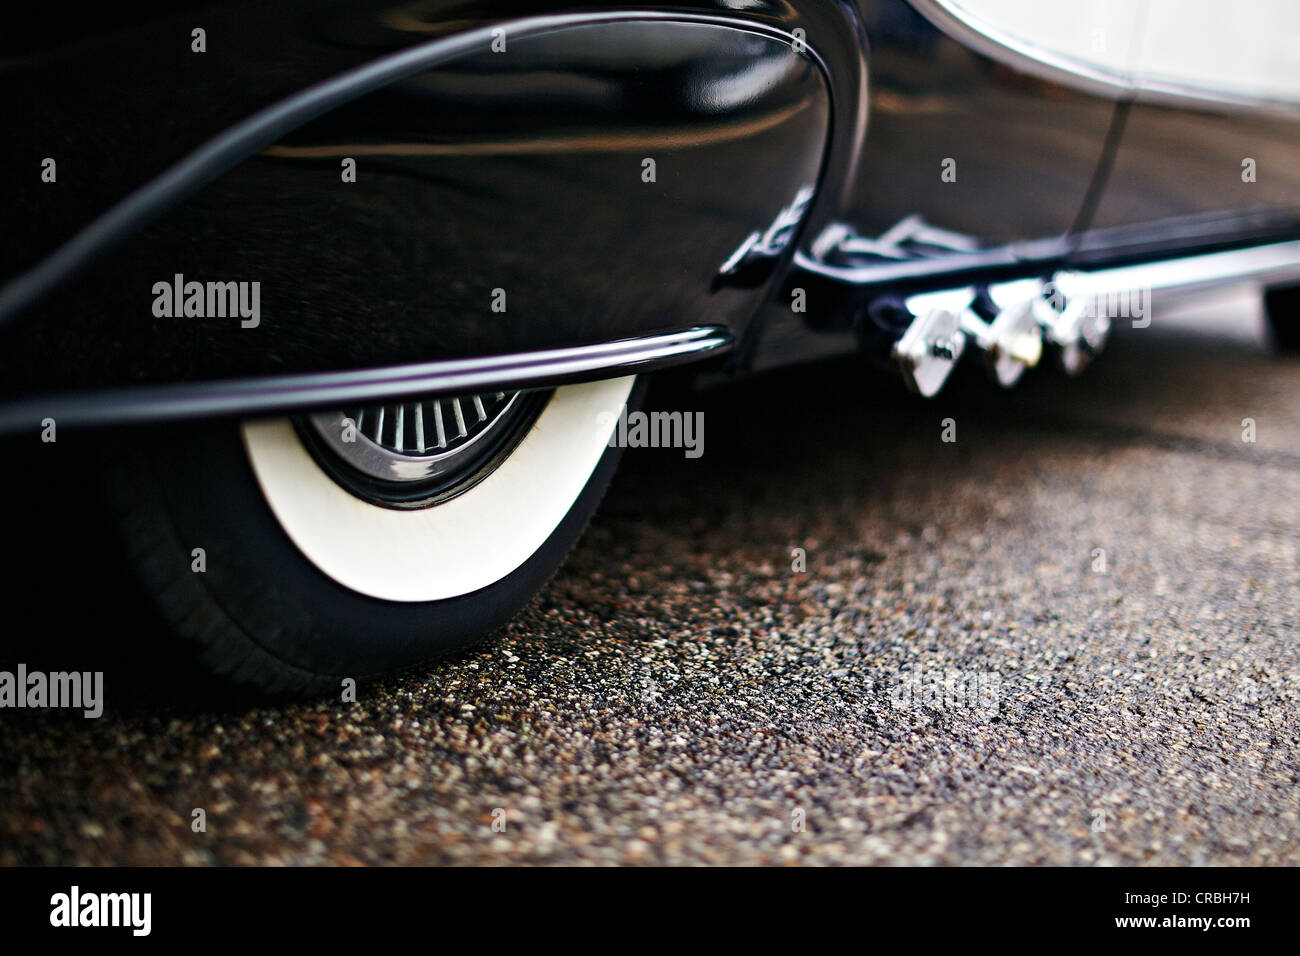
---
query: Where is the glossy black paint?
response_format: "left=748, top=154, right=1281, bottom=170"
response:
left=3, top=0, right=1300, bottom=426
left=1, top=1, right=866, bottom=272
left=747, top=0, right=1300, bottom=371
left=0, top=11, right=837, bottom=404
left=744, top=0, right=1122, bottom=367
left=846, top=2, right=1118, bottom=243
left=1091, top=99, right=1300, bottom=233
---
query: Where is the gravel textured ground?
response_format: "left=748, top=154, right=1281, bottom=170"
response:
left=1, top=289, right=1298, bottom=865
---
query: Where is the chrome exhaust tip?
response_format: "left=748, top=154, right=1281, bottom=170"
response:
left=891, top=275, right=1113, bottom=396
left=892, top=306, right=967, bottom=397
left=1036, top=274, right=1113, bottom=376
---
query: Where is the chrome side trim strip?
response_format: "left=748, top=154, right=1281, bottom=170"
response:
left=0, top=326, right=732, bottom=436
left=791, top=208, right=1300, bottom=305
left=1063, top=239, right=1300, bottom=304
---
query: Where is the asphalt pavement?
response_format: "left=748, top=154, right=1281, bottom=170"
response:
left=1, top=287, right=1297, bottom=865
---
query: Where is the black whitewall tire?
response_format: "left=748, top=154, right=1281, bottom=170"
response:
left=244, top=377, right=633, bottom=601
left=103, top=376, right=638, bottom=695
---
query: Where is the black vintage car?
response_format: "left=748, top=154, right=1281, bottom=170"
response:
left=3, top=0, right=1299, bottom=692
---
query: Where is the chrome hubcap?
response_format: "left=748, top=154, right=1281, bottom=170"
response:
left=298, top=389, right=548, bottom=508
left=307, top=392, right=521, bottom=484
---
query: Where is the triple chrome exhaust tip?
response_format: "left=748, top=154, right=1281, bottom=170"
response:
left=892, top=273, right=1113, bottom=397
